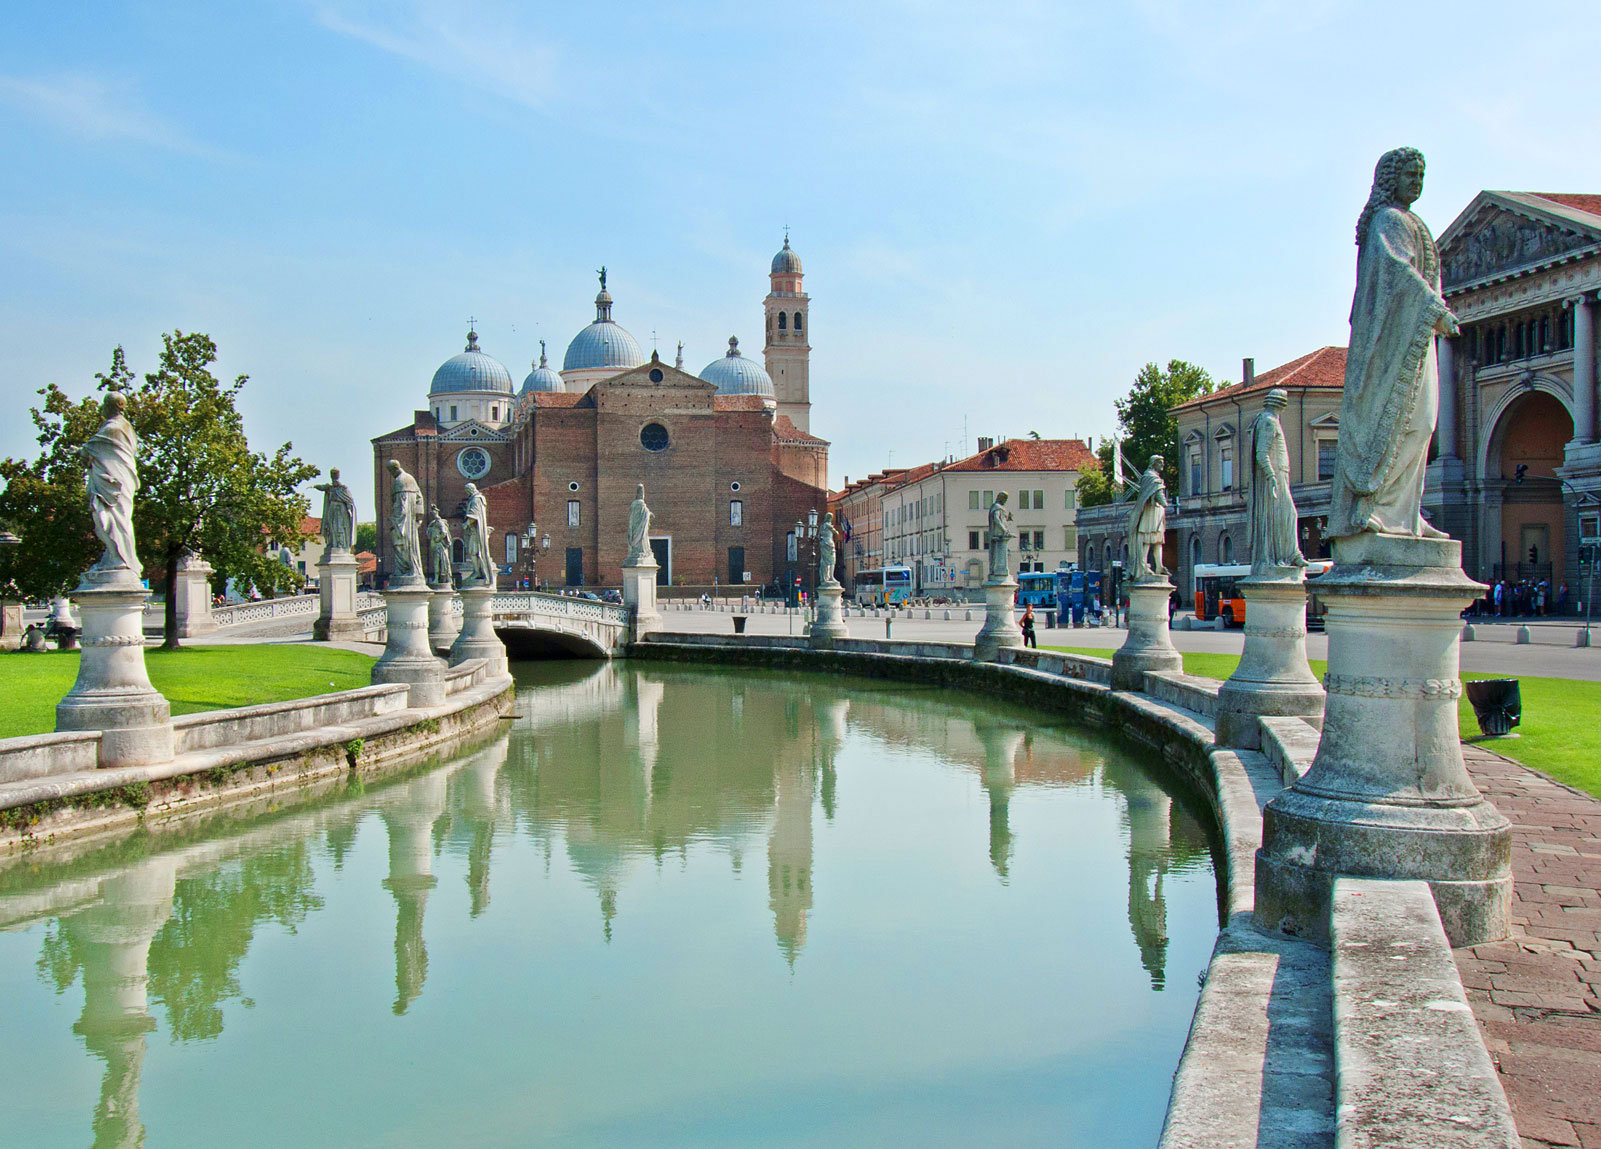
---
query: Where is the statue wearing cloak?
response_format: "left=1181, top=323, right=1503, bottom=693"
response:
left=1248, top=390, right=1307, bottom=574
left=1128, top=456, right=1168, bottom=583
left=313, top=469, right=357, bottom=552
left=986, top=493, right=1015, bottom=581
left=425, top=506, right=453, bottom=587
left=625, top=484, right=654, bottom=567
left=460, top=483, right=494, bottom=587
left=1329, top=147, right=1458, bottom=539
left=386, top=460, right=425, bottom=585
left=818, top=512, right=840, bottom=587
left=83, top=390, right=142, bottom=582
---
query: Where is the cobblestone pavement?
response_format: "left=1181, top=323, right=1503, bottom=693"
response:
left=1457, top=746, right=1601, bottom=1149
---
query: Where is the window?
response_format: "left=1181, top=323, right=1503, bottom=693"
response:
left=567, top=500, right=581, bottom=527
left=1019, top=533, right=1031, bottom=552
left=456, top=447, right=490, bottom=479
left=491, top=405, right=499, bottom=422
left=1318, top=440, right=1337, bottom=481
left=793, top=312, right=803, bottom=331
left=982, top=490, right=993, bottom=508
left=1189, top=452, right=1202, bottom=495
left=1033, top=530, right=1045, bottom=551
left=730, top=499, right=743, bottom=527
left=506, top=533, right=517, bottom=563
left=1032, top=489, right=1044, bottom=510
left=1064, top=526, right=1075, bottom=550
left=1222, top=535, right=1234, bottom=563
left=1064, top=489, right=1076, bottom=511
left=1220, top=445, right=1234, bottom=491
left=969, top=490, right=981, bottom=510
left=449, top=405, right=458, bottom=422
left=969, top=530, right=981, bottom=551
left=778, top=312, right=787, bottom=330
left=640, top=422, right=670, bottom=451
left=787, top=532, right=798, bottom=561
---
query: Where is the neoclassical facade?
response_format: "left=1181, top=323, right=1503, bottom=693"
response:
left=372, top=241, right=827, bottom=590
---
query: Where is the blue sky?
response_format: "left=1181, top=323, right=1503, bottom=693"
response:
left=3, top=1, right=1599, bottom=514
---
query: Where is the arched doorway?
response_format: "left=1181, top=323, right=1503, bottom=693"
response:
left=1490, top=390, right=1571, bottom=586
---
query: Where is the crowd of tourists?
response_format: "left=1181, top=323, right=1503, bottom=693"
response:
left=1467, top=578, right=1572, bottom=618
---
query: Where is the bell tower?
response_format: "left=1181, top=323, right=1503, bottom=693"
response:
left=764, top=232, right=811, bottom=432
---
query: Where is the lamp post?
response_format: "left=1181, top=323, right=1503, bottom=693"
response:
left=793, top=507, right=821, bottom=611
left=520, top=525, right=550, bottom=591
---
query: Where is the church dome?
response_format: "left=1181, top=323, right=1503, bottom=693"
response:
left=520, top=342, right=565, bottom=393
left=563, top=282, right=646, bottom=372
left=430, top=330, right=514, bottom=395
left=771, top=235, right=802, bottom=275
left=700, top=336, right=775, bottom=398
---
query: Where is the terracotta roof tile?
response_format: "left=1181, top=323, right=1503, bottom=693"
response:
left=1530, top=193, right=1601, bottom=219
left=530, top=392, right=586, bottom=408
left=714, top=394, right=770, bottom=412
left=1171, top=346, right=1348, bottom=412
left=940, top=438, right=1099, bottom=474
left=773, top=415, right=828, bottom=444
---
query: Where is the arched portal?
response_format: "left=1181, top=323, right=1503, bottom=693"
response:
left=1486, top=389, right=1572, bottom=587
left=498, top=627, right=609, bottom=660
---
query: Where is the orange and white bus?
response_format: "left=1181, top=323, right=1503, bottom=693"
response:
left=1193, top=560, right=1333, bottom=628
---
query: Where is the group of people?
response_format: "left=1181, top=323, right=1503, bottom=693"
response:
left=1472, top=579, right=1570, bottom=618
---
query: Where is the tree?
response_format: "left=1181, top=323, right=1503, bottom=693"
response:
left=0, top=333, right=318, bottom=647
left=354, top=521, right=378, bottom=555
left=1079, top=359, right=1215, bottom=507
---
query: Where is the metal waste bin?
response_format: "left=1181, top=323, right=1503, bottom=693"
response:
left=1463, top=679, right=1521, bottom=737
left=732, top=615, right=748, bottom=634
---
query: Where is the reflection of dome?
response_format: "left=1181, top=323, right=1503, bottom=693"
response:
left=521, top=342, right=564, bottom=394
left=430, top=330, right=514, bottom=395
left=564, top=287, right=646, bottom=372
left=699, top=336, right=775, bottom=398
left=771, top=235, right=802, bottom=275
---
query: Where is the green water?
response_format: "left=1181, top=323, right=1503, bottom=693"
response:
left=0, top=662, right=1218, bottom=1147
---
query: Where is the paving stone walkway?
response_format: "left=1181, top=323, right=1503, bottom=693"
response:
left=1457, top=745, right=1601, bottom=1149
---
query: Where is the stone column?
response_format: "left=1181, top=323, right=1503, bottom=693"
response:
left=973, top=574, right=1024, bottom=660
left=57, top=583, right=174, bottom=768
left=808, top=584, right=849, bottom=646
left=1254, top=535, right=1512, bottom=946
left=427, top=585, right=460, bottom=654
left=1110, top=580, right=1181, bottom=690
left=621, top=559, right=661, bottom=638
left=1435, top=335, right=1458, bottom=458
left=1572, top=294, right=1596, bottom=445
left=170, top=552, right=218, bottom=638
left=314, top=550, right=363, bottom=642
left=449, top=585, right=508, bottom=677
left=1215, top=575, right=1325, bottom=749
left=372, top=583, right=445, bottom=708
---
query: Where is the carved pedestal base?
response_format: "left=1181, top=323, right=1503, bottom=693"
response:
left=428, top=586, right=459, bottom=655
left=56, top=583, right=174, bottom=768
left=0, top=599, right=22, bottom=651
left=314, top=553, right=364, bottom=642
left=974, top=578, right=1024, bottom=661
left=1216, top=575, right=1325, bottom=749
left=1111, top=580, right=1181, bottom=691
left=809, top=584, right=849, bottom=646
left=621, top=562, right=661, bottom=638
left=1254, top=535, right=1512, bottom=947
left=372, top=584, right=446, bottom=708
left=171, top=554, right=218, bottom=638
left=449, top=586, right=507, bottom=677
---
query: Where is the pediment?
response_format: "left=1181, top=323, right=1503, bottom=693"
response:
left=1308, top=411, right=1340, bottom=429
left=438, top=420, right=510, bottom=442
left=1440, top=192, right=1601, bottom=289
left=1212, top=422, right=1236, bottom=440
left=1182, top=428, right=1206, bottom=446
left=597, top=357, right=716, bottom=394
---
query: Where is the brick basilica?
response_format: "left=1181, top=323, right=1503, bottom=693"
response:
left=372, top=238, right=827, bottom=591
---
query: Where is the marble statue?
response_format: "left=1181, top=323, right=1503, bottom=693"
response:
left=313, top=468, right=357, bottom=552
left=425, top=505, right=453, bottom=587
left=625, top=484, right=652, bottom=566
left=986, top=492, right=1015, bottom=581
left=818, top=512, right=840, bottom=587
left=83, top=389, right=141, bottom=581
left=1248, top=389, right=1307, bottom=574
left=1129, top=456, right=1169, bottom=583
left=1329, top=147, right=1458, bottom=539
left=386, top=459, right=424, bottom=584
left=460, top=483, right=494, bottom=587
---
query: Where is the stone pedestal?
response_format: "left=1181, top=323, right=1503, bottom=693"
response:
left=808, top=583, right=849, bottom=646
left=1111, top=579, right=1181, bottom=690
left=171, top=553, right=218, bottom=638
left=1254, top=535, right=1512, bottom=947
left=56, top=583, right=174, bottom=768
left=372, top=584, right=446, bottom=708
left=449, top=585, right=508, bottom=677
left=1215, top=574, right=1325, bottom=749
left=427, top=585, right=460, bottom=655
left=0, top=599, right=22, bottom=651
left=314, top=551, right=363, bottom=642
left=622, top=561, right=661, bottom=637
left=974, top=577, right=1024, bottom=661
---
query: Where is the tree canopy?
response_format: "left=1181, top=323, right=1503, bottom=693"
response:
left=1078, top=359, right=1215, bottom=507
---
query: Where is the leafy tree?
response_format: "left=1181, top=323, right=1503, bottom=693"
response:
left=354, top=521, right=378, bottom=555
left=1079, top=359, right=1215, bottom=507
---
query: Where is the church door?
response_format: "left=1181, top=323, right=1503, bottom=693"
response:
left=649, top=537, right=671, bottom=586
left=565, top=547, right=583, bottom=587
left=728, top=546, right=745, bottom=586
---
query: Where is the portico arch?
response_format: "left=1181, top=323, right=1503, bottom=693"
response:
left=1479, top=385, right=1572, bottom=586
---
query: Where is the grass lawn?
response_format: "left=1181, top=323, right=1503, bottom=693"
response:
left=1045, top=645, right=1601, bottom=800
left=0, top=644, right=377, bottom=740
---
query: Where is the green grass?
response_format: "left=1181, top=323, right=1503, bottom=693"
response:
left=0, top=644, right=377, bottom=740
left=1045, top=645, right=1601, bottom=799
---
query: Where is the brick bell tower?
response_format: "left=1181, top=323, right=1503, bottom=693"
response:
left=764, top=231, right=811, bottom=432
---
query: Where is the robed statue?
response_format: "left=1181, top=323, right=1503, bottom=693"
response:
left=1248, top=389, right=1307, bottom=574
left=625, top=484, right=654, bottom=567
left=82, top=388, right=142, bottom=583
left=986, top=492, right=1015, bottom=582
left=818, top=512, right=840, bottom=588
left=425, top=505, right=453, bottom=587
left=313, top=468, right=357, bottom=552
left=1329, top=147, right=1458, bottom=539
left=385, top=459, right=425, bottom=585
left=460, top=483, right=494, bottom=587
left=1128, top=456, right=1169, bottom=583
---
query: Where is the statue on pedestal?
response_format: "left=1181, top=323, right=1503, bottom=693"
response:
left=460, top=483, right=494, bottom=587
left=986, top=493, right=1014, bottom=581
left=386, top=460, right=424, bottom=585
left=82, top=389, right=141, bottom=583
left=818, top=512, right=840, bottom=587
left=313, top=468, right=357, bottom=552
left=425, top=506, right=453, bottom=587
left=1128, top=456, right=1169, bottom=582
left=1248, top=389, right=1307, bottom=574
left=1329, top=146, right=1458, bottom=539
left=625, top=484, right=653, bottom=566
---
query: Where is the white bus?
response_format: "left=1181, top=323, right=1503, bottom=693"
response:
left=853, top=565, right=914, bottom=606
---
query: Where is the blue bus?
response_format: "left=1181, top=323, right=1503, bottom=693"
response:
left=1016, top=571, right=1057, bottom=607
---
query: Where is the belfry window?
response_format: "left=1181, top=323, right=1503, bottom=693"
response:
left=793, top=312, right=803, bottom=331
left=778, top=313, right=787, bottom=330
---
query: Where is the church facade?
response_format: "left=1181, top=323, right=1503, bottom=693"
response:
left=372, top=240, right=828, bottom=591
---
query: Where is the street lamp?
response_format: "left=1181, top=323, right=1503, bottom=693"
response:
left=520, top=524, right=550, bottom=591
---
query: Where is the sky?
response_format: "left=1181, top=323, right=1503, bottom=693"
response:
left=3, top=1, right=1600, bottom=515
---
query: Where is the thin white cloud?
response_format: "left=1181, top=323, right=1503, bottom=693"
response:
left=0, top=71, right=218, bottom=156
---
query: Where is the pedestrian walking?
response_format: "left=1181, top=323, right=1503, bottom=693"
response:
left=1021, top=603, right=1037, bottom=648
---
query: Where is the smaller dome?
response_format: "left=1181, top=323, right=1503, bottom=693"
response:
left=430, top=330, right=515, bottom=395
left=771, top=235, right=802, bottom=275
left=521, top=341, right=565, bottom=394
left=700, top=336, right=775, bottom=398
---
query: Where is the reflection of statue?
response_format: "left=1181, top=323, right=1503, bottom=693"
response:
left=460, top=483, right=494, bottom=587
left=82, top=389, right=141, bottom=581
left=817, top=512, right=839, bottom=587
left=385, top=460, right=424, bottom=584
left=425, top=506, right=452, bottom=587
left=625, top=484, right=652, bottom=566
left=312, top=468, right=356, bottom=552
left=1248, top=390, right=1307, bottom=574
left=1329, top=147, right=1458, bottom=539
left=1128, top=456, right=1169, bottom=582
left=986, top=493, right=1014, bottom=581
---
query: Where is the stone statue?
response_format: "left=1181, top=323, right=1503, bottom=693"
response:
left=82, top=389, right=141, bottom=582
left=1248, top=389, right=1307, bottom=574
left=1128, top=456, right=1169, bottom=583
left=625, top=483, right=653, bottom=566
left=1329, top=147, right=1459, bottom=539
left=986, top=492, right=1015, bottom=581
left=818, top=512, right=840, bottom=587
left=386, top=459, right=424, bottom=585
left=312, top=468, right=357, bottom=552
left=460, top=483, right=494, bottom=587
left=425, top=505, right=453, bottom=587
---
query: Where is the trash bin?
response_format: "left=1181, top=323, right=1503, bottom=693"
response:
left=1464, top=679, right=1521, bottom=736
left=732, top=615, right=748, bottom=634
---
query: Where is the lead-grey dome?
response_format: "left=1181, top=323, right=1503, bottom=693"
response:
left=771, top=236, right=802, bottom=275
left=699, top=336, right=775, bottom=398
left=521, top=342, right=565, bottom=393
left=564, top=286, right=645, bottom=372
left=430, top=330, right=514, bottom=395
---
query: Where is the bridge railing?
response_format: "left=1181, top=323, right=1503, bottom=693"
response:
left=212, top=592, right=386, bottom=629
left=491, top=592, right=632, bottom=627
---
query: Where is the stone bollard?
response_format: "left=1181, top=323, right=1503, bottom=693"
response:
left=1110, top=580, right=1182, bottom=691
left=1461, top=624, right=1475, bottom=642
left=964, top=609, right=972, bottom=621
left=1515, top=625, right=1531, bottom=644
left=885, top=617, right=892, bottom=639
left=943, top=610, right=951, bottom=620
left=1216, top=574, right=1325, bottom=749
left=924, top=608, right=931, bottom=619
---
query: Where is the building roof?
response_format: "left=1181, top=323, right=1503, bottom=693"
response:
left=563, top=285, right=646, bottom=373
left=773, top=415, right=827, bottom=445
left=300, top=515, right=321, bottom=538
left=713, top=393, right=771, bottom=412
left=1528, top=193, right=1601, bottom=220
left=355, top=550, right=377, bottom=575
left=699, top=336, right=775, bottom=398
left=1170, top=346, right=1347, bottom=413
left=771, top=235, right=802, bottom=275
left=940, top=437, right=1099, bottom=474
left=430, top=330, right=515, bottom=395
left=529, top=391, right=587, bottom=408
left=520, top=342, right=565, bottom=394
